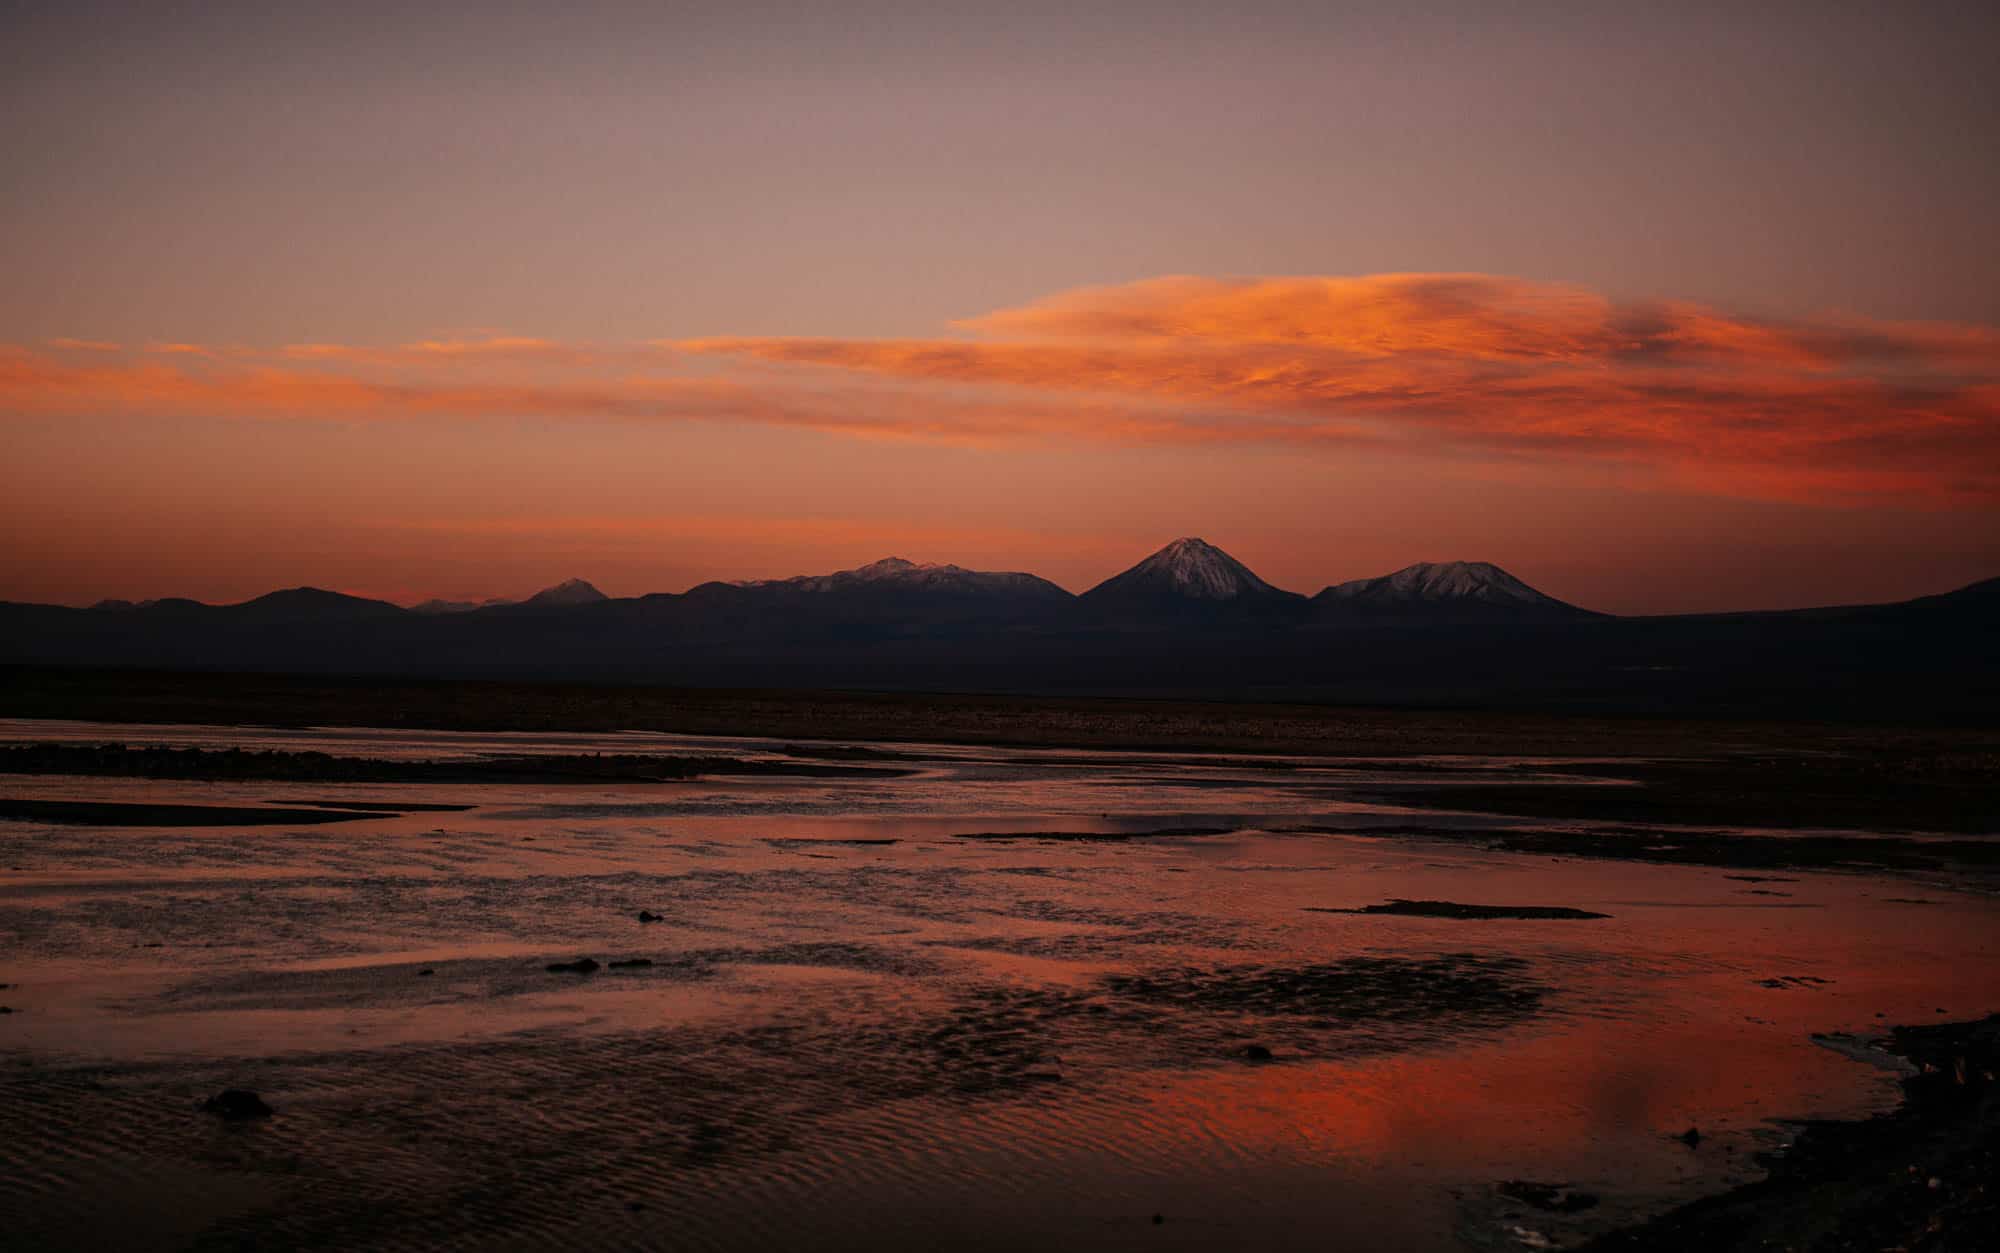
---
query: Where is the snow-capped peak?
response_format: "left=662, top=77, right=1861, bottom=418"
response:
left=1320, top=561, right=1570, bottom=609
left=1113, top=537, right=1286, bottom=601
left=522, top=578, right=608, bottom=607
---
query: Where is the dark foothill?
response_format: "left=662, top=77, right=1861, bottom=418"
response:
left=637, top=911, right=664, bottom=923
left=1676, top=1126, right=1702, bottom=1148
left=1244, top=1044, right=1274, bottom=1061
left=1499, top=1181, right=1600, bottom=1213
left=608, top=958, right=653, bottom=969
left=203, top=1089, right=274, bottom=1121
left=546, top=958, right=601, bottom=974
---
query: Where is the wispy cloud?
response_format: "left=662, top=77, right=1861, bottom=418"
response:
left=6, top=276, right=1997, bottom=506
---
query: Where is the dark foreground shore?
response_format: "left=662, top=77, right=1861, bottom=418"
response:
left=1590, top=1015, right=2000, bottom=1252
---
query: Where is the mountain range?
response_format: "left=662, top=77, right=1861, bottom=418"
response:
left=3, top=538, right=1994, bottom=719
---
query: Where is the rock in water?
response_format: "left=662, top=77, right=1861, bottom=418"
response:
left=546, top=957, right=601, bottom=974
left=203, top=1089, right=273, bottom=1120
left=1499, top=1181, right=1600, bottom=1212
left=637, top=911, right=664, bottom=923
left=1244, top=1044, right=1274, bottom=1061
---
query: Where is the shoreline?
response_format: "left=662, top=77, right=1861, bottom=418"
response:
left=1587, top=1014, right=1999, bottom=1252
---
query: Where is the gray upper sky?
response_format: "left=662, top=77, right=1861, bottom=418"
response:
left=6, top=1, right=1996, bottom=345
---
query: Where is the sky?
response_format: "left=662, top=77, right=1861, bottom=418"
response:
left=3, top=1, right=1996, bottom=615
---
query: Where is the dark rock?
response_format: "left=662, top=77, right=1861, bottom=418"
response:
left=0, top=1006, right=13, bottom=1014
left=1500, top=1180, right=1600, bottom=1212
left=1152, top=1213, right=1165, bottom=1225
left=545, top=958, right=601, bottom=974
left=608, top=958, right=653, bottom=969
left=1313, top=899, right=1610, bottom=920
left=637, top=911, right=664, bottom=923
left=417, top=968, right=435, bottom=977
left=1244, top=1044, right=1274, bottom=1061
left=1677, top=1126, right=1703, bottom=1148
left=203, top=1089, right=273, bottom=1120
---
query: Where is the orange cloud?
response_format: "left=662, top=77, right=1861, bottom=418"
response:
left=683, top=275, right=2000, bottom=504
left=6, top=275, right=1997, bottom=507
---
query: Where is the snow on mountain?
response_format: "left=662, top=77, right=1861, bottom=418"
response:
left=1083, top=538, right=1301, bottom=604
left=731, top=557, right=1070, bottom=600
left=1316, top=561, right=1589, bottom=615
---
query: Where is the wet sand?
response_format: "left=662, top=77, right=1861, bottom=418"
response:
left=1, top=716, right=1997, bottom=1251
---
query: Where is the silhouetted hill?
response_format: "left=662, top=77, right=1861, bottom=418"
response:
left=1893, top=575, right=2000, bottom=619
left=227, top=588, right=408, bottom=624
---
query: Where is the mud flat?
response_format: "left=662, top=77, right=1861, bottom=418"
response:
left=0, top=742, right=910, bottom=782
left=1589, top=1015, right=2000, bottom=1252
left=2, top=709, right=1997, bottom=1250
left=0, top=797, right=398, bottom=826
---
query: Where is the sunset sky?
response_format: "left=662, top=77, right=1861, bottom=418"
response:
left=4, top=1, right=1996, bottom=615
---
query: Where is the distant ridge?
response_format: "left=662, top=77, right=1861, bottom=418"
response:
left=3, top=547, right=1993, bottom=719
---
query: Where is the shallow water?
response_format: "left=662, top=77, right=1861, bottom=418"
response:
left=1, top=720, right=1996, bottom=1251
